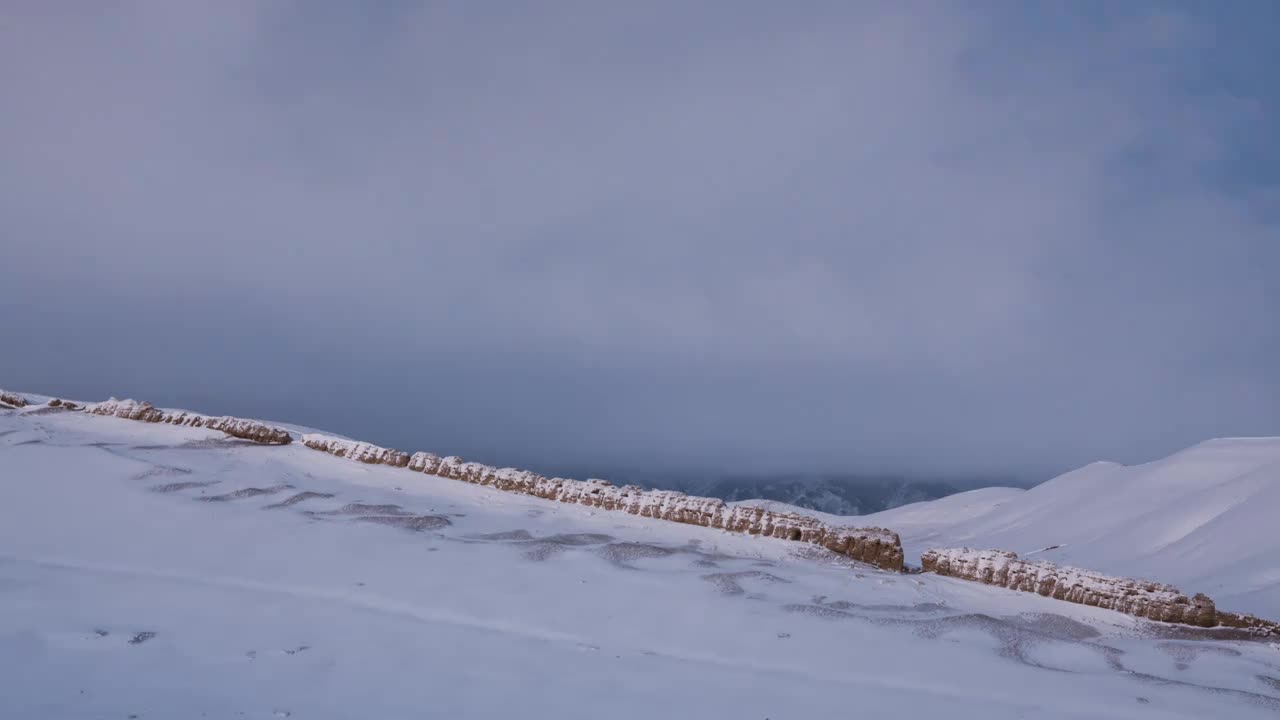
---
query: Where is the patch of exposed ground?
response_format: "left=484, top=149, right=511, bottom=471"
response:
left=596, top=542, right=676, bottom=567
left=471, top=530, right=536, bottom=541
left=1159, top=641, right=1243, bottom=671
left=134, top=465, right=193, bottom=481
left=312, top=503, right=410, bottom=517
left=354, top=514, right=452, bottom=532
left=128, top=632, right=157, bottom=645
left=1005, top=613, right=1103, bottom=641
left=779, top=605, right=1280, bottom=709
left=701, top=571, right=791, bottom=597
left=1121, top=667, right=1280, bottom=711
left=471, top=530, right=745, bottom=571
left=509, top=532, right=616, bottom=562
left=200, top=484, right=292, bottom=502
left=263, top=491, right=336, bottom=509
left=151, top=480, right=220, bottom=493
left=802, top=596, right=951, bottom=616
left=521, top=543, right=565, bottom=562
left=537, top=533, right=615, bottom=546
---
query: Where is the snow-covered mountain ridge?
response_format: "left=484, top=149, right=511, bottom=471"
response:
left=2, top=388, right=1280, bottom=717
left=10, top=388, right=1279, bottom=625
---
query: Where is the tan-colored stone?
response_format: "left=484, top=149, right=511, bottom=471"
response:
left=301, top=431, right=905, bottom=572
left=921, top=547, right=1271, bottom=634
left=1, top=391, right=29, bottom=408
left=84, top=398, right=291, bottom=445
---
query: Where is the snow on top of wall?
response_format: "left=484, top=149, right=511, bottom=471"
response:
left=85, top=398, right=291, bottom=445
left=298, top=432, right=905, bottom=570
left=920, top=546, right=1226, bottom=629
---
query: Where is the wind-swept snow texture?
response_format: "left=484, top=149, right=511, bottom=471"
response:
left=860, top=438, right=1280, bottom=620
left=3, top=393, right=1280, bottom=718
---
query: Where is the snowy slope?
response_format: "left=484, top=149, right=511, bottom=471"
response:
left=862, top=439, right=1280, bottom=618
left=2, top=401, right=1279, bottom=718
left=733, top=485, right=1026, bottom=528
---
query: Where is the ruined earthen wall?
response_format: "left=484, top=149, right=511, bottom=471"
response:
left=0, top=390, right=28, bottom=408
left=302, top=434, right=409, bottom=467
left=85, top=398, right=291, bottom=445
left=302, top=434, right=904, bottom=571
left=922, top=547, right=1276, bottom=635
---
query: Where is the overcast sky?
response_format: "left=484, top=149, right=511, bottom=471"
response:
left=3, top=1, right=1277, bottom=482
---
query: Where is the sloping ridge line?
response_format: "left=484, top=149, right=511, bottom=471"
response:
left=33, top=391, right=905, bottom=572
left=16, top=387, right=1272, bottom=633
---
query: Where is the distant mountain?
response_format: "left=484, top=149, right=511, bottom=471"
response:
left=534, top=466, right=1015, bottom=517
left=668, top=474, right=973, bottom=516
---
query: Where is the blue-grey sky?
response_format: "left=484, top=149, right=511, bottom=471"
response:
left=3, top=1, right=1278, bottom=481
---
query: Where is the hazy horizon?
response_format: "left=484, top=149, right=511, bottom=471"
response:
left=0, top=378, right=1184, bottom=489
left=4, top=2, right=1278, bottom=482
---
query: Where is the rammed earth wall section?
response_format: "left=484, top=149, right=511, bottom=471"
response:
left=301, top=433, right=905, bottom=572
left=0, top=390, right=28, bottom=408
left=922, top=547, right=1277, bottom=635
left=85, top=398, right=292, bottom=445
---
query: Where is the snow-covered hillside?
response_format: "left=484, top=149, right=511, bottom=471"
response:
left=2, top=395, right=1279, bottom=718
left=862, top=439, right=1280, bottom=619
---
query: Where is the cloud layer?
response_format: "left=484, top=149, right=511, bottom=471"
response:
left=4, top=2, right=1277, bottom=480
